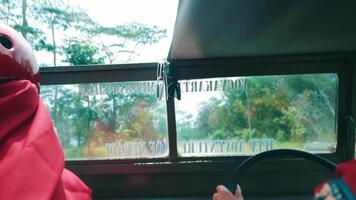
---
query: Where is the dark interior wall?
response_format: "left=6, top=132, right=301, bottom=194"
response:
left=69, top=158, right=336, bottom=199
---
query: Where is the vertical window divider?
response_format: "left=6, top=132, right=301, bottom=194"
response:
left=163, top=62, right=179, bottom=161
left=167, top=98, right=178, bottom=161
left=333, top=62, right=354, bottom=161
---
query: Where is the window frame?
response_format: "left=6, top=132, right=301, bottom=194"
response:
left=39, top=52, right=355, bottom=198
left=40, top=52, right=356, bottom=199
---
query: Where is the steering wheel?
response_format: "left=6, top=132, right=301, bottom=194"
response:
left=229, top=149, right=337, bottom=192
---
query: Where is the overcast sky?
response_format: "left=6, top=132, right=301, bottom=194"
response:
left=70, top=0, right=179, bottom=63
left=72, top=0, right=178, bottom=27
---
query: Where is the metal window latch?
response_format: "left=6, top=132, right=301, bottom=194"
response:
left=156, top=61, right=181, bottom=101
left=156, top=61, right=166, bottom=100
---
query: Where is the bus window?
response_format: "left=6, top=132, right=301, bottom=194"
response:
left=176, top=74, right=338, bottom=157
left=41, top=81, right=168, bottom=160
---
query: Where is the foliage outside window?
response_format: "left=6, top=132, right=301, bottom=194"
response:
left=0, top=0, right=177, bottom=66
left=40, top=81, right=168, bottom=160
left=40, top=73, right=338, bottom=160
left=175, top=74, right=338, bottom=157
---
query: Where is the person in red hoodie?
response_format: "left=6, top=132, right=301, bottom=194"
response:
left=0, top=24, right=92, bottom=200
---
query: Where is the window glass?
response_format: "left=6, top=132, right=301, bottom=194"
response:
left=40, top=81, right=168, bottom=160
left=0, top=0, right=178, bottom=66
left=175, top=74, right=338, bottom=157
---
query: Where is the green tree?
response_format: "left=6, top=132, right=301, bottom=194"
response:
left=192, top=74, right=337, bottom=145
left=278, top=74, right=337, bottom=141
left=63, top=38, right=104, bottom=65
left=43, top=85, right=98, bottom=148
left=87, top=23, right=167, bottom=63
left=52, top=40, right=105, bottom=149
left=0, top=0, right=19, bottom=25
left=33, top=0, right=93, bottom=66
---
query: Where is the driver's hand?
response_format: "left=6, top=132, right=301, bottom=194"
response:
left=212, top=185, right=244, bottom=200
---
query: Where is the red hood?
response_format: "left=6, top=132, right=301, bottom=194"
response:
left=0, top=80, right=91, bottom=200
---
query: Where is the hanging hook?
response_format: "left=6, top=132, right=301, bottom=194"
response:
left=156, top=61, right=166, bottom=100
